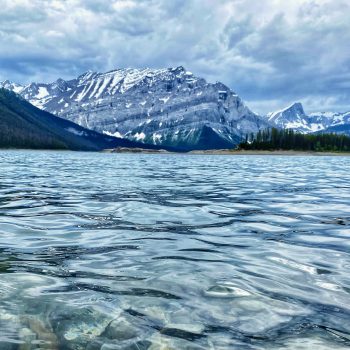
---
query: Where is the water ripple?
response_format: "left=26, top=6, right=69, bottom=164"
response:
left=0, top=151, right=350, bottom=349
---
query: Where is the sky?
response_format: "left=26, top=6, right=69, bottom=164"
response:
left=0, top=0, right=349, bottom=115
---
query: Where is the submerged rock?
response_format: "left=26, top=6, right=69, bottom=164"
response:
left=101, top=318, right=139, bottom=341
left=22, top=316, right=58, bottom=349
left=18, top=327, right=37, bottom=350
left=50, top=307, right=115, bottom=349
left=204, top=283, right=251, bottom=298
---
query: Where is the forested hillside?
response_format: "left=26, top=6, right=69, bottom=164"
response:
left=239, top=128, right=350, bottom=152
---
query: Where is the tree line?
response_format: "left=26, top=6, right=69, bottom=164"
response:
left=239, top=128, right=350, bottom=152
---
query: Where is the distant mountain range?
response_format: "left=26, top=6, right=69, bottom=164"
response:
left=1, top=67, right=349, bottom=151
left=0, top=88, right=166, bottom=151
left=0, top=67, right=269, bottom=150
left=265, top=102, right=350, bottom=135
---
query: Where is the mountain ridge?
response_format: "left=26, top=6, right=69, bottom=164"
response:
left=1, top=66, right=269, bottom=150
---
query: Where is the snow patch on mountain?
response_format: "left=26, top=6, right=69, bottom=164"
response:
left=103, top=130, right=124, bottom=138
left=66, top=127, right=87, bottom=136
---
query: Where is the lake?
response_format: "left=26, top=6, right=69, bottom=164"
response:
left=0, top=151, right=350, bottom=349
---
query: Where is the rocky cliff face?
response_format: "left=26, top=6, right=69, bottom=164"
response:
left=1, top=67, right=269, bottom=150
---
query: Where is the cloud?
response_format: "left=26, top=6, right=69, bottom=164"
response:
left=0, top=0, right=349, bottom=114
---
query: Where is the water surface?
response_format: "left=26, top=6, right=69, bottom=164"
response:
left=0, top=151, right=350, bottom=349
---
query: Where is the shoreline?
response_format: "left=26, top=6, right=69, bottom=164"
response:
left=1, top=148, right=350, bottom=156
left=188, top=149, right=350, bottom=156
left=103, top=147, right=350, bottom=156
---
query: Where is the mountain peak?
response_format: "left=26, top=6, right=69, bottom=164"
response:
left=268, top=102, right=305, bottom=120
left=266, top=102, right=309, bottom=132
left=170, top=66, right=186, bottom=73
left=279, top=102, right=305, bottom=114
left=288, top=102, right=305, bottom=114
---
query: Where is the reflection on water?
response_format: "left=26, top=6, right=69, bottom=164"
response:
left=0, top=150, right=350, bottom=349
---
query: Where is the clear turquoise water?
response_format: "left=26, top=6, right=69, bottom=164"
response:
left=0, top=151, right=350, bottom=349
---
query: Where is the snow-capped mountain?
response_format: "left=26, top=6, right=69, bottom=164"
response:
left=321, top=112, right=350, bottom=136
left=267, top=102, right=350, bottom=134
left=267, top=102, right=327, bottom=133
left=0, top=80, right=24, bottom=94
left=0, top=67, right=269, bottom=150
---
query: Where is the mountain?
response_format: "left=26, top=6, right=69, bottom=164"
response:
left=266, top=102, right=325, bottom=133
left=319, top=112, right=350, bottom=135
left=267, top=103, right=350, bottom=135
left=0, top=88, right=166, bottom=151
left=0, top=67, right=269, bottom=150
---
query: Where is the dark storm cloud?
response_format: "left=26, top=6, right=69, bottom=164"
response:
left=0, top=0, right=349, bottom=114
